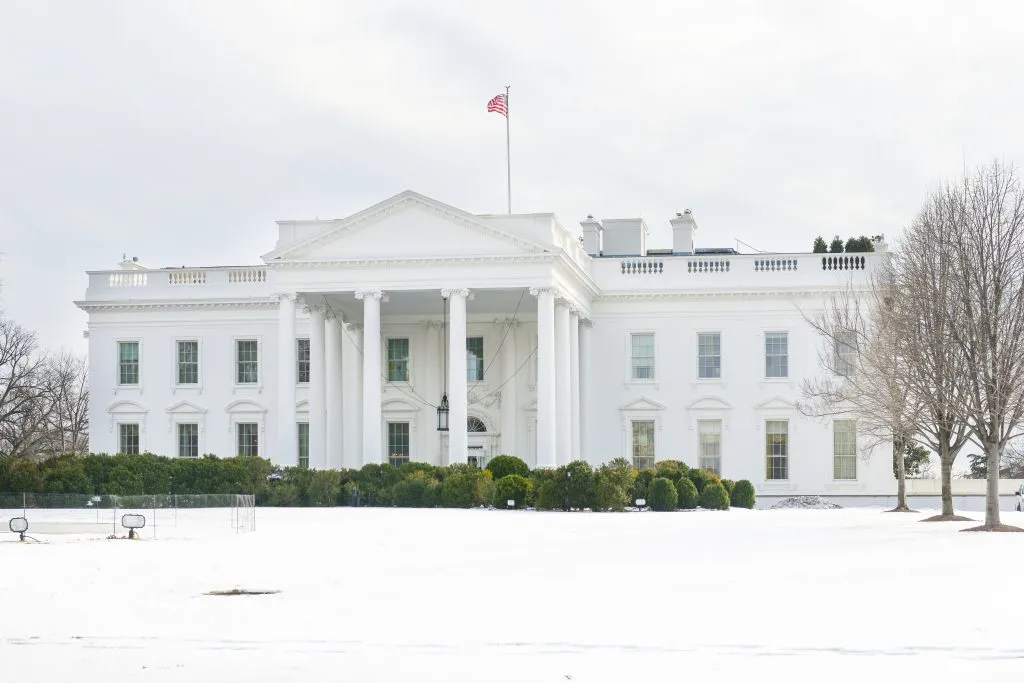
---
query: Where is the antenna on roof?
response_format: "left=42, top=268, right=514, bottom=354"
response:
left=734, top=238, right=765, bottom=253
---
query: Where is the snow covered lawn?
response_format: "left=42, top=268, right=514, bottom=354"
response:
left=2, top=506, right=1023, bottom=682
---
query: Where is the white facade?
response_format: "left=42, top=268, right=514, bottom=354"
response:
left=76, top=190, right=895, bottom=496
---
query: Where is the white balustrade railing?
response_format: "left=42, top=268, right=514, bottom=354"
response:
left=107, top=272, right=148, bottom=287
left=621, top=258, right=664, bottom=275
left=687, top=258, right=730, bottom=274
left=168, top=270, right=208, bottom=285
left=228, top=268, right=266, bottom=283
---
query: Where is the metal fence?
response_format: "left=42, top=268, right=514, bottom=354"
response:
left=0, top=492, right=256, bottom=535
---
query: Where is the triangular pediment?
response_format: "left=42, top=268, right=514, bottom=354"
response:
left=755, top=396, right=797, bottom=411
left=619, top=396, right=666, bottom=411
left=264, top=191, right=551, bottom=261
left=686, top=396, right=733, bottom=411
left=165, top=400, right=206, bottom=415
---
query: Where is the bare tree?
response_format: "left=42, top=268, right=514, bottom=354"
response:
left=943, top=160, right=1024, bottom=531
left=889, top=189, right=974, bottom=520
left=798, top=264, right=922, bottom=512
left=35, top=353, right=89, bottom=458
left=0, top=319, right=89, bottom=459
left=0, top=318, right=48, bottom=457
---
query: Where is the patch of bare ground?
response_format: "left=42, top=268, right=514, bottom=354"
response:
left=960, top=524, right=1024, bottom=533
left=921, top=514, right=976, bottom=522
left=883, top=507, right=918, bottom=513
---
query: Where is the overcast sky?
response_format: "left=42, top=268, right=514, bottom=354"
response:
left=3, top=0, right=1024, bottom=355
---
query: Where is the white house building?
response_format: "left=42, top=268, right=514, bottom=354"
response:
left=76, top=190, right=896, bottom=497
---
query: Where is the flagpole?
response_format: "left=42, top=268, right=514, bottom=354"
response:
left=505, top=84, right=511, bottom=214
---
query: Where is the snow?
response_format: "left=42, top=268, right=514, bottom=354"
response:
left=2, top=506, right=1023, bottom=682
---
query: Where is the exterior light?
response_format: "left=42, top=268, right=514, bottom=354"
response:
left=122, top=513, right=146, bottom=539
left=9, top=516, right=28, bottom=541
left=437, top=393, right=450, bottom=431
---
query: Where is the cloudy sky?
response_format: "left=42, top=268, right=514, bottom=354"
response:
left=2, top=0, right=1023, bottom=355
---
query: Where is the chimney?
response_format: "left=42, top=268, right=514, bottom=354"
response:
left=670, top=210, right=698, bottom=254
left=600, top=218, right=648, bottom=257
left=871, top=233, right=888, bottom=253
left=580, top=214, right=603, bottom=256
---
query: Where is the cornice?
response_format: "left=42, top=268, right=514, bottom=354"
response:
left=594, top=289, right=845, bottom=301
left=74, top=298, right=278, bottom=312
left=265, top=253, right=558, bottom=269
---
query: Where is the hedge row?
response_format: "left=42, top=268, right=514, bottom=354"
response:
left=0, top=454, right=756, bottom=510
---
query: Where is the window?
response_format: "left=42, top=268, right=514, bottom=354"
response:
left=834, top=330, right=858, bottom=377
left=177, top=341, right=198, bottom=385
left=632, top=420, right=655, bottom=470
left=236, top=340, right=258, bottom=384
left=833, top=420, right=857, bottom=480
left=765, top=332, right=788, bottom=378
left=467, top=416, right=487, bottom=433
left=765, top=420, right=789, bottom=480
left=297, top=339, right=310, bottom=384
left=631, top=333, right=655, bottom=381
left=118, top=341, right=139, bottom=385
left=698, top=420, right=722, bottom=475
left=387, top=338, right=409, bottom=382
left=467, top=336, right=484, bottom=381
left=297, top=422, right=309, bottom=469
left=237, top=422, right=259, bottom=457
left=698, top=332, right=721, bottom=379
left=177, top=423, right=198, bottom=458
left=388, top=422, right=410, bottom=466
left=118, top=423, right=139, bottom=455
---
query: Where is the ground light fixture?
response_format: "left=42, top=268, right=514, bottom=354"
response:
left=9, top=516, right=28, bottom=541
left=121, top=513, right=146, bottom=539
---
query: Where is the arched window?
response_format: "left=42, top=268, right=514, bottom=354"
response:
left=467, top=416, right=488, bottom=433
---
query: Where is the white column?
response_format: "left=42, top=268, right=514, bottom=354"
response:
left=425, top=320, right=443, bottom=464
left=306, top=303, right=327, bottom=469
left=531, top=287, right=557, bottom=468
left=499, top=319, right=518, bottom=457
left=569, top=308, right=581, bottom=463
left=325, top=314, right=344, bottom=469
left=342, top=323, right=363, bottom=469
left=356, top=290, right=384, bottom=465
left=579, top=318, right=592, bottom=465
left=554, top=297, right=572, bottom=464
left=444, top=288, right=469, bottom=465
left=276, top=293, right=298, bottom=465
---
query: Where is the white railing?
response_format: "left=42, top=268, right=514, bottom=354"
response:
left=687, top=257, right=730, bottom=274
left=168, top=270, right=208, bottom=285
left=821, top=255, right=867, bottom=271
left=621, top=258, right=664, bottom=275
left=228, top=268, right=266, bottom=284
left=754, top=258, right=799, bottom=272
left=108, top=272, right=148, bottom=287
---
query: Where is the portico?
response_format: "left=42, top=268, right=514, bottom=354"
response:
left=259, top=190, right=597, bottom=469
left=273, top=285, right=591, bottom=469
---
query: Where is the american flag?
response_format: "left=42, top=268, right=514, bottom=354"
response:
left=486, top=93, right=507, bottom=117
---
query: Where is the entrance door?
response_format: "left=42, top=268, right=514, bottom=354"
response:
left=468, top=445, right=486, bottom=469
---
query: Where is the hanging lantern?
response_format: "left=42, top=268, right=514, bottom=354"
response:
left=437, top=393, right=450, bottom=431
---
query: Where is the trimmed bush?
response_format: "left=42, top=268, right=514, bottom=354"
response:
left=699, top=480, right=730, bottom=510
left=440, top=470, right=491, bottom=508
left=686, top=467, right=717, bottom=494
left=676, top=477, right=699, bottom=509
left=492, top=474, right=531, bottom=509
left=393, top=471, right=440, bottom=507
left=648, top=477, right=678, bottom=511
left=560, top=460, right=596, bottom=510
left=485, top=455, right=529, bottom=481
left=534, top=478, right=562, bottom=510
left=731, top=479, right=756, bottom=509
left=630, top=468, right=656, bottom=505
left=593, top=459, right=634, bottom=511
